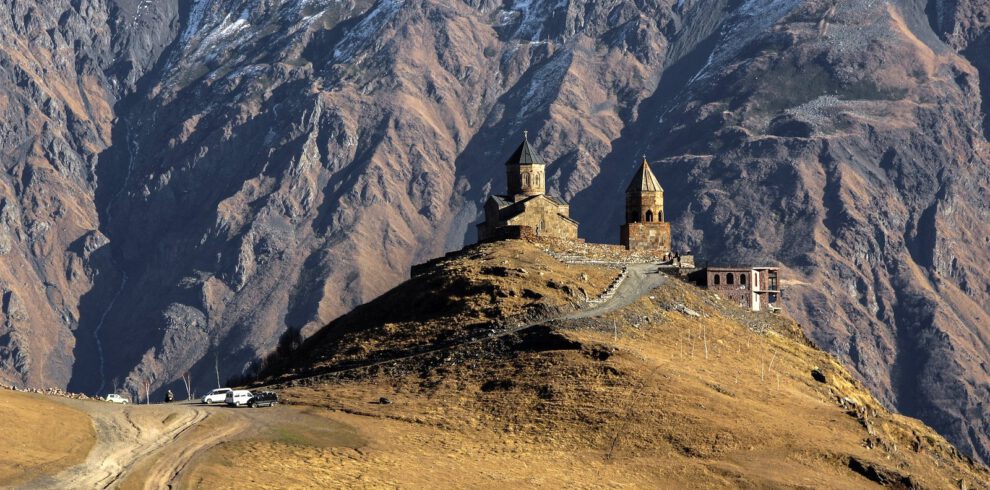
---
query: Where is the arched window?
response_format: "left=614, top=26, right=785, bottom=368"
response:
left=522, top=173, right=530, bottom=187
left=713, top=274, right=720, bottom=285
left=740, top=274, right=747, bottom=286
left=727, top=273, right=735, bottom=285
left=645, top=210, right=654, bottom=222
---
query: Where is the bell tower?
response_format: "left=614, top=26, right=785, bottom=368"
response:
left=505, top=131, right=546, bottom=199
left=621, top=157, right=671, bottom=255
left=625, top=156, right=665, bottom=224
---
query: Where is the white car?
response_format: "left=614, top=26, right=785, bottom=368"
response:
left=104, top=394, right=129, bottom=404
left=202, top=388, right=233, bottom=404
left=225, top=390, right=253, bottom=407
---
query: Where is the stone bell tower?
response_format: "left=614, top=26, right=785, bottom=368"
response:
left=505, top=131, right=546, bottom=199
left=620, top=157, right=671, bottom=256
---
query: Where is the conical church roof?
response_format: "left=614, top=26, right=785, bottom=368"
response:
left=505, top=132, right=545, bottom=166
left=626, top=157, right=663, bottom=193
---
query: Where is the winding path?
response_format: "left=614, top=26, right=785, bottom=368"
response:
left=263, top=263, right=667, bottom=387
left=562, top=263, right=666, bottom=320
left=20, top=263, right=666, bottom=488
left=24, top=403, right=230, bottom=490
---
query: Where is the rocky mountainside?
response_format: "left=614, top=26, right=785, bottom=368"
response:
left=0, top=0, right=178, bottom=390
left=1, top=0, right=989, bottom=464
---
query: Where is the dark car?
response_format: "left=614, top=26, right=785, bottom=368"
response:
left=248, top=391, right=278, bottom=408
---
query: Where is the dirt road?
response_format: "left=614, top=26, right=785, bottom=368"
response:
left=18, top=399, right=362, bottom=490
left=562, top=263, right=666, bottom=320
left=23, top=401, right=219, bottom=489
left=18, top=264, right=666, bottom=489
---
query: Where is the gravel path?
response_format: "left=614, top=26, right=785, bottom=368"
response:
left=561, top=264, right=666, bottom=320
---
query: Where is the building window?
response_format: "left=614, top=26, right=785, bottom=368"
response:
left=645, top=210, right=653, bottom=222
left=522, top=173, right=530, bottom=188
left=713, top=274, right=720, bottom=285
left=727, top=273, right=734, bottom=285
left=769, top=272, right=778, bottom=291
left=740, top=274, right=747, bottom=286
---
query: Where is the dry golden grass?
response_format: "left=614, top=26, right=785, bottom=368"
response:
left=0, top=390, right=95, bottom=486
left=117, top=411, right=236, bottom=490
left=185, top=241, right=989, bottom=488
left=261, top=240, right=618, bottom=382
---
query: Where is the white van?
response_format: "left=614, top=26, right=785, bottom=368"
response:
left=225, top=390, right=253, bottom=407
left=202, top=388, right=233, bottom=404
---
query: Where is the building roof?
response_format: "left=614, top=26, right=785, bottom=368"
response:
left=505, top=132, right=546, bottom=166
left=494, top=193, right=567, bottom=208
left=490, top=194, right=576, bottom=224
left=626, top=157, right=663, bottom=193
left=490, top=195, right=512, bottom=208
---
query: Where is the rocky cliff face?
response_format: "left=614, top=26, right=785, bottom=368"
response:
left=1, top=0, right=989, bottom=463
left=0, top=0, right=177, bottom=389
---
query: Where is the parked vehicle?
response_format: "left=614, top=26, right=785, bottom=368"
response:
left=202, top=388, right=233, bottom=404
left=225, top=390, right=253, bottom=407
left=248, top=391, right=278, bottom=408
left=104, top=394, right=129, bottom=404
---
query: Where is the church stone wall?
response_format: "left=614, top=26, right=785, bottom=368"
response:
left=480, top=225, right=537, bottom=242
left=507, top=197, right=578, bottom=240
left=621, top=222, right=671, bottom=255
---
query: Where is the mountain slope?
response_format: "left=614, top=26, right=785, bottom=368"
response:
left=616, top=0, right=990, bottom=462
left=207, top=239, right=988, bottom=488
left=0, top=0, right=176, bottom=389
left=1, top=0, right=989, bottom=466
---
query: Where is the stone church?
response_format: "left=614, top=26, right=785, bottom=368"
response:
left=620, top=157, right=672, bottom=256
left=477, top=134, right=579, bottom=242
left=476, top=137, right=672, bottom=259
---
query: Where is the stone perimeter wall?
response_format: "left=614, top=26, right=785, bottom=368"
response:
left=532, top=237, right=669, bottom=264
